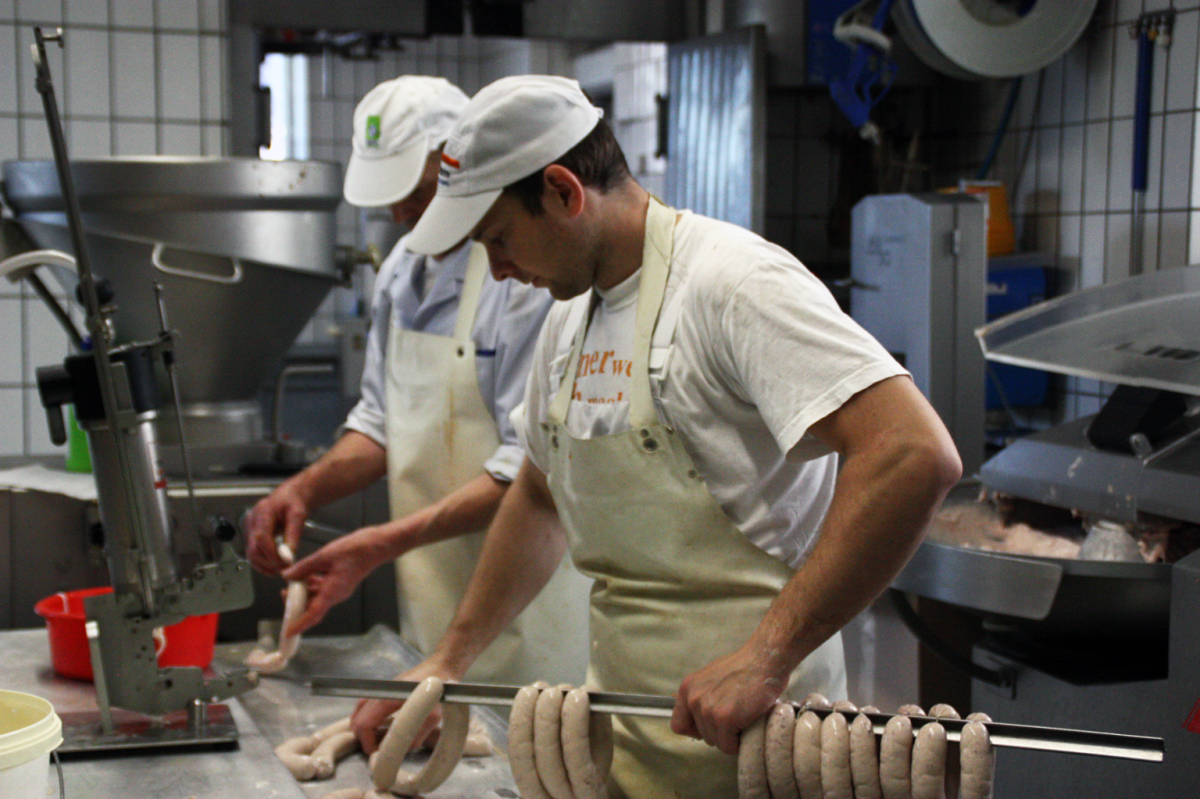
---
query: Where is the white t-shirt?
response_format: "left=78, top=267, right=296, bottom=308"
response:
left=521, top=211, right=908, bottom=567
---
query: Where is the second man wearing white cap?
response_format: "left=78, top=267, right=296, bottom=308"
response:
left=246, top=76, right=591, bottom=709
left=358, top=75, right=963, bottom=798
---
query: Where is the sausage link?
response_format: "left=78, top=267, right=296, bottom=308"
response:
left=820, top=712, right=853, bottom=799
left=764, top=703, right=799, bottom=799
left=879, top=714, right=913, bottom=799
left=959, top=720, right=994, bottom=799
left=736, top=715, right=769, bottom=799
left=792, top=710, right=823, bottom=799
left=911, top=721, right=947, bottom=799
left=464, top=714, right=495, bottom=757
left=371, top=676, right=444, bottom=791
left=561, top=688, right=611, bottom=799
left=534, top=686, right=576, bottom=799
left=275, top=734, right=318, bottom=780
left=850, top=713, right=883, bottom=799
left=803, top=693, right=832, bottom=710
left=510, top=686, right=554, bottom=799
left=311, top=730, right=358, bottom=780
left=389, top=703, right=470, bottom=796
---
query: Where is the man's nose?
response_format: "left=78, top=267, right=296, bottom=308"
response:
left=487, top=252, right=520, bottom=283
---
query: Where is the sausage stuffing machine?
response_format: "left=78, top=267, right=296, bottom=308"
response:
left=893, top=264, right=1200, bottom=796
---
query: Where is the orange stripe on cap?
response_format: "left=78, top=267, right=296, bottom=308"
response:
left=441, top=153, right=461, bottom=168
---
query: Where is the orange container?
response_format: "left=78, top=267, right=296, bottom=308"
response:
left=34, top=587, right=218, bottom=681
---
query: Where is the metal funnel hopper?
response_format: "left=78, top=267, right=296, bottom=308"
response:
left=3, top=157, right=344, bottom=464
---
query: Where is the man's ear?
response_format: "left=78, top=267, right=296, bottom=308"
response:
left=542, top=164, right=585, bottom=218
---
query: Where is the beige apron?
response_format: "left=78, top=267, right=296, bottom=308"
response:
left=546, top=199, right=846, bottom=799
left=386, top=242, right=590, bottom=686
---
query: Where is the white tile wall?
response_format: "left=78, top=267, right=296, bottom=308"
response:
left=1145, top=112, right=1164, bottom=210
left=0, top=389, right=23, bottom=455
left=1166, top=10, right=1199, bottom=111
left=0, top=26, right=17, bottom=115
left=65, top=0, right=103, bottom=26
left=0, top=299, right=23, bottom=384
left=159, top=33, right=202, bottom=120
left=65, top=27, right=109, bottom=117
left=156, top=0, right=197, bottom=31
left=110, top=0, right=151, bottom=28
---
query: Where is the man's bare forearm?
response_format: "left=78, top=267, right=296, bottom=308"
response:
left=428, top=458, right=569, bottom=677
left=369, top=471, right=509, bottom=562
left=281, top=430, right=388, bottom=509
left=751, top=377, right=962, bottom=676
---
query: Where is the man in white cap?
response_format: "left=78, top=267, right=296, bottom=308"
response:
left=351, top=75, right=963, bottom=797
left=246, top=76, right=590, bottom=695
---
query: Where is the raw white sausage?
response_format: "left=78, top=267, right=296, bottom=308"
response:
left=959, top=718, right=994, bottom=799
left=803, top=693, right=832, bottom=710
left=850, top=712, right=883, bottom=799
left=275, top=734, right=319, bottom=780
left=464, top=714, right=494, bottom=757
left=534, top=686, right=576, bottom=799
left=928, top=704, right=959, bottom=720
left=371, top=676, right=445, bottom=791
left=561, top=688, right=611, bottom=799
left=764, top=703, right=799, bottom=799
left=928, top=705, right=960, bottom=798
left=314, top=717, right=352, bottom=741
left=245, top=542, right=306, bottom=674
left=390, top=703, right=470, bottom=796
left=820, top=712, right=853, bottom=799
left=879, top=714, right=913, bottom=799
left=832, top=699, right=859, bottom=714
left=911, top=721, right=947, bottom=799
left=510, top=685, right=554, bottom=799
left=311, top=730, right=358, bottom=780
left=792, top=710, right=824, bottom=799
left=736, top=715, right=769, bottom=799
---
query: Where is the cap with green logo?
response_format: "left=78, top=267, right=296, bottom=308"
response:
left=344, top=76, right=469, bottom=207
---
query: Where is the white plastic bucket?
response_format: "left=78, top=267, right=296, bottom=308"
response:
left=0, top=690, right=63, bottom=799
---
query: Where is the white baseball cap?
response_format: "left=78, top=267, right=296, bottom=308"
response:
left=405, top=75, right=603, bottom=255
left=343, top=76, right=469, bottom=207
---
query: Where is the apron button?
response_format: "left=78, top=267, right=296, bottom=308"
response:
left=457, top=346, right=466, bottom=357
left=639, top=429, right=650, bottom=438
left=551, top=434, right=559, bottom=448
left=643, top=438, right=658, bottom=452
left=688, top=469, right=698, bottom=479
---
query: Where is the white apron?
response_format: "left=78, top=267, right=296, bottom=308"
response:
left=385, top=243, right=590, bottom=686
left=546, top=199, right=846, bottom=799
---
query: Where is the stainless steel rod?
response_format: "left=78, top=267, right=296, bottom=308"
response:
left=311, top=677, right=1164, bottom=764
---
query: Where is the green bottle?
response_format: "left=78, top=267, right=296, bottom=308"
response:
left=65, top=404, right=92, bottom=473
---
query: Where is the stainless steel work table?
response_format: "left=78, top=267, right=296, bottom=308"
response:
left=0, top=626, right=518, bottom=798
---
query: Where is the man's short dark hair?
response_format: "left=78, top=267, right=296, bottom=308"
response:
left=502, top=118, right=632, bottom=215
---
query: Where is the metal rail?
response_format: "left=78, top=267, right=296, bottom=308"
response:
left=311, top=676, right=1165, bottom=764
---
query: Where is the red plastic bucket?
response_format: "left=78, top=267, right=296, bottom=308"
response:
left=34, top=587, right=218, bottom=681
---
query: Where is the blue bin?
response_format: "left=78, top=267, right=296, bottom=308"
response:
left=986, top=266, right=1051, bottom=409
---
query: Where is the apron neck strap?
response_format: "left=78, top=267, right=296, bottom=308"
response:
left=549, top=196, right=676, bottom=429
left=453, top=242, right=490, bottom=342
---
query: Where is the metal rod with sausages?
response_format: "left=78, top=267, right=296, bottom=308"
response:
left=310, top=677, right=1164, bottom=764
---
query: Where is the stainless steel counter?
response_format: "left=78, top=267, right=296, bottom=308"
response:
left=0, top=625, right=517, bottom=798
